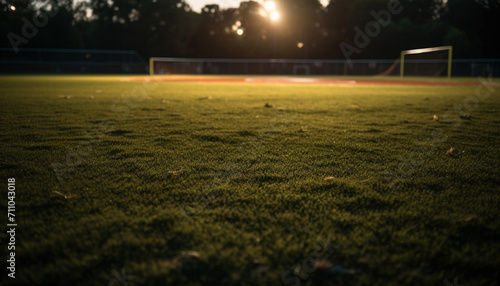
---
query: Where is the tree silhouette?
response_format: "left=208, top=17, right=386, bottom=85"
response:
left=1, top=0, right=498, bottom=59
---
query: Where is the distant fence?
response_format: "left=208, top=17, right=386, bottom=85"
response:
left=0, top=48, right=147, bottom=74
left=151, top=58, right=500, bottom=77
left=1, top=48, right=498, bottom=77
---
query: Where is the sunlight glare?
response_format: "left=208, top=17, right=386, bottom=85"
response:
left=270, top=11, right=279, bottom=21
left=264, top=1, right=275, bottom=11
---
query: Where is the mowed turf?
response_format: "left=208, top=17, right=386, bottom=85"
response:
left=0, top=75, right=499, bottom=286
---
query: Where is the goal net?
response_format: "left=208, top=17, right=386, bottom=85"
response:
left=400, top=46, right=452, bottom=78
left=148, top=57, right=316, bottom=75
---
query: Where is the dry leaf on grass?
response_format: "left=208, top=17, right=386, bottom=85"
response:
left=460, top=215, right=482, bottom=225
left=264, top=103, right=273, bottom=108
left=433, top=115, right=439, bottom=121
left=446, top=147, right=454, bottom=156
left=168, top=168, right=183, bottom=175
left=324, top=176, right=335, bottom=181
left=315, top=260, right=333, bottom=269
left=160, top=251, right=201, bottom=269
left=359, top=176, right=374, bottom=183
left=299, top=127, right=308, bottom=132
left=52, top=191, right=77, bottom=199
left=197, top=96, right=212, bottom=100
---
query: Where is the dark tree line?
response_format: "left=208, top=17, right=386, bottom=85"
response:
left=1, top=0, right=499, bottom=60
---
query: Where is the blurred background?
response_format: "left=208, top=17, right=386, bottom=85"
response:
left=1, top=0, right=499, bottom=74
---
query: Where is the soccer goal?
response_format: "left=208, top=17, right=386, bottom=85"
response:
left=149, top=57, right=205, bottom=75
left=400, top=46, right=452, bottom=78
left=292, top=64, right=310, bottom=75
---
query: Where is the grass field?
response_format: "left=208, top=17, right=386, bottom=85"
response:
left=0, top=75, right=499, bottom=286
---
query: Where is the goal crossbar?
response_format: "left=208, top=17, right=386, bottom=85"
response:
left=400, top=46, right=453, bottom=78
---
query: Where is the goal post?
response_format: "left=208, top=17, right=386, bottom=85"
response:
left=149, top=57, right=154, bottom=76
left=400, top=46, right=453, bottom=79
